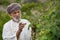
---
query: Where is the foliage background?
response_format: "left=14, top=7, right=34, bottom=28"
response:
left=0, top=0, right=60, bottom=40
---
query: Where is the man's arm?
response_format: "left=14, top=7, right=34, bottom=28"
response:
left=16, top=23, right=26, bottom=40
left=16, top=29, right=22, bottom=40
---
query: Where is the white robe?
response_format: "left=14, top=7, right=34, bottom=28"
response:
left=2, top=19, right=31, bottom=40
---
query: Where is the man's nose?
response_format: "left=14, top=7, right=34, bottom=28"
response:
left=16, top=13, right=20, bottom=16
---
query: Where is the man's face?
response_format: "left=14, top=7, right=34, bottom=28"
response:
left=10, top=10, right=21, bottom=22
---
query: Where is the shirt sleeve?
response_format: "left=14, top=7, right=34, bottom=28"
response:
left=25, top=20, right=32, bottom=40
left=19, top=19, right=32, bottom=40
left=27, top=27, right=32, bottom=40
left=27, top=20, right=32, bottom=40
left=2, top=24, right=17, bottom=40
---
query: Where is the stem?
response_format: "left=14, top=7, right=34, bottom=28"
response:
left=31, top=25, right=36, bottom=40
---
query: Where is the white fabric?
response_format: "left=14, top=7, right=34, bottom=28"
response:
left=2, top=19, right=31, bottom=40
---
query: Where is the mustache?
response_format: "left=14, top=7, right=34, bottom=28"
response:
left=15, top=16, right=21, bottom=19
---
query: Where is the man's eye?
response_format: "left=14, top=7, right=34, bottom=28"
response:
left=14, top=12, right=16, bottom=14
left=17, top=11, right=20, bottom=13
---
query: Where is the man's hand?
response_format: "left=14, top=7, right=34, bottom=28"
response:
left=16, top=23, right=26, bottom=40
left=19, top=23, right=26, bottom=31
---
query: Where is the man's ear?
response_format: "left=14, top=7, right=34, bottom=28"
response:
left=8, top=14, right=12, bottom=18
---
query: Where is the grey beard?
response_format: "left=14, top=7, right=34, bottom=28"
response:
left=13, top=17, right=21, bottom=23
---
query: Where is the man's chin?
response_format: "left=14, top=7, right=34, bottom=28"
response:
left=13, top=18, right=20, bottom=22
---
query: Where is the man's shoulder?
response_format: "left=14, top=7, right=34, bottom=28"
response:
left=21, top=19, right=30, bottom=24
left=3, top=20, right=12, bottom=27
left=21, top=19, right=29, bottom=22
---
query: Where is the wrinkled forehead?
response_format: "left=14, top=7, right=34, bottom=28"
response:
left=7, top=3, right=21, bottom=14
left=11, top=10, right=21, bottom=14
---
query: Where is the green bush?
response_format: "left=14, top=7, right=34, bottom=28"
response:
left=21, top=0, right=60, bottom=40
left=0, top=0, right=10, bottom=6
left=0, top=0, right=60, bottom=40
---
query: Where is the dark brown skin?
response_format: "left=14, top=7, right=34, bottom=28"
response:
left=16, top=23, right=26, bottom=40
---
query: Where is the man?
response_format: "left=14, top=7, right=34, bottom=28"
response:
left=2, top=3, right=31, bottom=40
